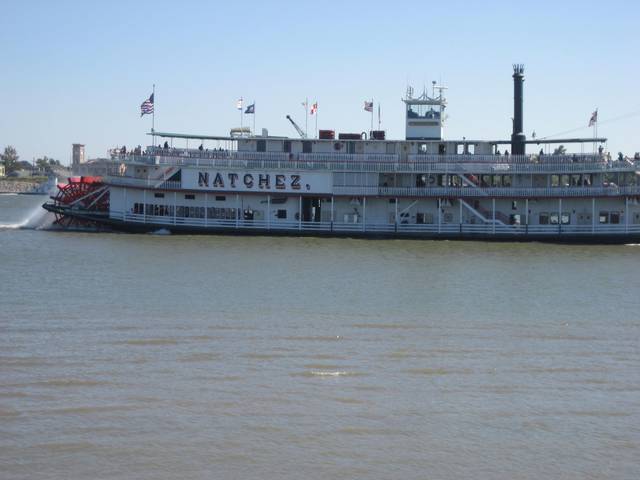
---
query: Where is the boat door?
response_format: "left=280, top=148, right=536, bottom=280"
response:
left=302, top=197, right=322, bottom=222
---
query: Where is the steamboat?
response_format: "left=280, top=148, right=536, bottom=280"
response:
left=43, top=66, right=640, bottom=242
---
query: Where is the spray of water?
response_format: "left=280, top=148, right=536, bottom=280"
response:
left=0, top=204, right=55, bottom=230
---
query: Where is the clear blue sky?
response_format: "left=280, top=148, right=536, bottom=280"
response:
left=1, top=0, right=639, bottom=164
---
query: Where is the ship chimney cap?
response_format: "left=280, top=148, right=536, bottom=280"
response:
left=513, top=64, right=525, bottom=75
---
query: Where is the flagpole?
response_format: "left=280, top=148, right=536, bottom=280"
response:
left=253, top=100, right=256, bottom=136
left=240, top=97, right=243, bottom=133
left=378, top=103, right=381, bottom=131
left=315, top=102, right=318, bottom=139
left=305, top=97, right=309, bottom=138
left=152, top=84, right=156, bottom=147
left=370, top=98, right=374, bottom=134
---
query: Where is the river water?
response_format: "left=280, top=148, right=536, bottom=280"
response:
left=1, top=194, right=639, bottom=479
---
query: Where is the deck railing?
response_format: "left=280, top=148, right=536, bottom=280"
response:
left=109, top=209, right=640, bottom=237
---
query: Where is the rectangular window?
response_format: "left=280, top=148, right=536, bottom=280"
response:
left=539, top=213, right=549, bottom=225
left=561, top=213, right=570, bottom=225
left=302, top=141, right=312, bottom=153
left=154, top=192, right=164, bottom=198
left=257, top=140, right=266, bottom=152
left=185, top=194, right=195, bottom=200
left=276, top=209, right=287, bottom=219
left=550, top=213, right=559, bottom=225
left=599, top=211, right=609, bottom=224
left=283, top=140, right=291, bottom=153
left=610, top=212, right=620, bottom=224
left=551, top=175, right=560, bottom=187
left=416, top=213, right=425, bottom=224
left=215, top=196, right=226, bottom=201
left=388, top=198, right=396, bottom=204
left=509, top=214, right=521, bottom=225
left=511, top=201, right=518, bottom=210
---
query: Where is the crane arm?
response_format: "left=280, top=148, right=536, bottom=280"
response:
left=286, top=115, right=307, bottom=139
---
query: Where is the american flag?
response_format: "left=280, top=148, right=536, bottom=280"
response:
left=237, top=98, right=243, bottom=110
left=364, top=101, right=373, bottom=112
left=140, top=93, right=154, bottom=117
left=310, top=102, right=318, bottom=115
left=588, top=109, right=598, bottom=127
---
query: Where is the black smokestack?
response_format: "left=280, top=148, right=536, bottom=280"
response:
left=511, top=64, right=526, bottom=155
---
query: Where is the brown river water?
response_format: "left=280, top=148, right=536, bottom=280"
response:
left=1, top=194, right=639, bottom=479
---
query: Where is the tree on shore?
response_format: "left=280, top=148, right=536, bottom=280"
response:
left=1, top=146, right=19, bottom=173
left=35, top=156, right=61, bottom=172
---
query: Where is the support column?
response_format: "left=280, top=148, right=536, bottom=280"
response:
left=395, top=197, right=398, bottom=232
left=438, top=199, right=441, bottom=234
left=459, top=199, right=463, bottom=233
left=123, top=187, right=127, bottom=221
left=592, top=197, right=596, bottom=234
left=236, top=194, right=240, bottom=228
left=331, top=196, right=335, bottom=231
left=525, top=198, right=529, bottom=227
left=559, top=198, right=562, bottom=234
left=173, top=191, right=177, bottom=225
left=267, top=195, right=271, bottom=230
left=204, top=192, right=208, bottom=227
left=492, top=198, right=496, bottom=234
left=362, top=197, right=366, bottom=232
left=298, top=196, right=302, bottom=230
left=143, top=189, right=147, bottom=223
left=624, top=196, right=629, bottom=234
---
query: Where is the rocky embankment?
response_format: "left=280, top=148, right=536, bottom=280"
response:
left=0, top=180, right=45, bottom=194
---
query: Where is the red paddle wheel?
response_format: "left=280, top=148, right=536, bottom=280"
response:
left=51, top=176, right=110, bottom=228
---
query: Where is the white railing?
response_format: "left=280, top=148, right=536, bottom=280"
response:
left=112, top=151, right=637, bottom=174
left=110, top=210, right=640, bottom=236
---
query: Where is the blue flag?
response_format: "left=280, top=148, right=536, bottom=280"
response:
left=244, top=103, right=255, bottom=114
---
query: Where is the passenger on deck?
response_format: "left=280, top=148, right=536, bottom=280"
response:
left=539, top=149, right=544, bottom=156
left=199, top=143, right=204, bottom=151
left=120, top=145, right=127, bottom=154
left=163, top=141, right=169, bottom=149
left=504, top=150, right=509, bottom=156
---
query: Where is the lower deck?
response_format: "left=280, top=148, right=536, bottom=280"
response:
left=107, top=186, right=640, bottom=240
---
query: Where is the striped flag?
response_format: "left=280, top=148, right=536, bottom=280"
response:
left=588, top=109, right=598, bottom=127
left=310, top=102, right=318, bottom=115
left=140, top=93, right=154, bottom=117
left=364, top=101, right=373, bottom=112
left=237, top=98, right=243, bottom=110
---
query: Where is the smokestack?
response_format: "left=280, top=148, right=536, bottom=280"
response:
left=511, top=64, right=526, bottom=155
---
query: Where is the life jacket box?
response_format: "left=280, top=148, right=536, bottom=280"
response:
left=319, top=129, right=335, bottom=140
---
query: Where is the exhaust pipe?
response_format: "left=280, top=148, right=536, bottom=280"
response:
left=511, top=64, right=526, bottom=155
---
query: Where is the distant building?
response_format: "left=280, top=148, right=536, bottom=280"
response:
left=71, top=144, right=85, bottom=171
left=74, top=158, right=121, bottom=177
left=0, top=164, right=5, bottom=177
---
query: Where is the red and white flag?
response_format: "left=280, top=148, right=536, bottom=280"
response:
left=364, top=101, right=373, bottom=112
left=236, top=97, right=243, bottom=110
left=310, top=102, right=318, bottom=115
left=588, top=109, right=598, bottom=127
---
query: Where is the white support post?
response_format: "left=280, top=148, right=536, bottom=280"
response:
left=331, top=197, right=334, bottom=222
left=395, top=197, right=398, bottom=231
left=173, top=191, right=177, bottom=225
left=123, top=187, right=127, bottom=221
left=625, top=196, right=629, bottom=233
left=438, top=199, right=441, bottom=233
left=204, top=192, right=208, bottom=227
left=362, top=197, right=366, bottom=232
left=267, top=195, right=271, bottom=230
left=298, top=196, right=302, bottom=230
left=143, top=189, right=147, bottom=223
left=592, top=197, right=596, bottom=233
left=492, top=198, right=496, bottom=234
left=236, top=194, right=240, bottom=228
left=559, top=198, right=562, bottom=234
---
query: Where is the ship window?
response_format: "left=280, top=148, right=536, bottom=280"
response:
left=276, top=209, right=287, bottom=219
left=599, top=211, right=609, bottom=224
left=511, top=201, right=518, bottom=210
left=539, top=213, right=549, bottom=225
left=571, top=174, right=581, bottom=186
left=561, top=213, right=570, bottom=224
left=416, top=174, right=427, bottom=187
left=551, top=175, right=560, bottom=187
left=388, top=198, right=396, bottom=204
left=215, top=196, right=226, bottom=201
left=502, top=175, right=512, bottom=187
left=283, top=140, right=291, bottom=153
left=185, top=194, right=196, bottom=200
left=561, top=174, right=570, bottom=187
left=302, top=141, right=312, bottom=153
left=549, top=213, right=559, bottom=224
left=509, top=214, right=521, bottom=225
left=416, top=213, right=425, bottom=224
left=257, top=140, right=266, bottom=152
left=610, top=212, right=620, bottom=224
left=154, top=192, right=164, bottom=198
left=386, top=143, right=395, bottom=155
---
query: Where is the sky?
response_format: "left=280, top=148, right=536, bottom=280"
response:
left=1, top=0, right=639, bottom=164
